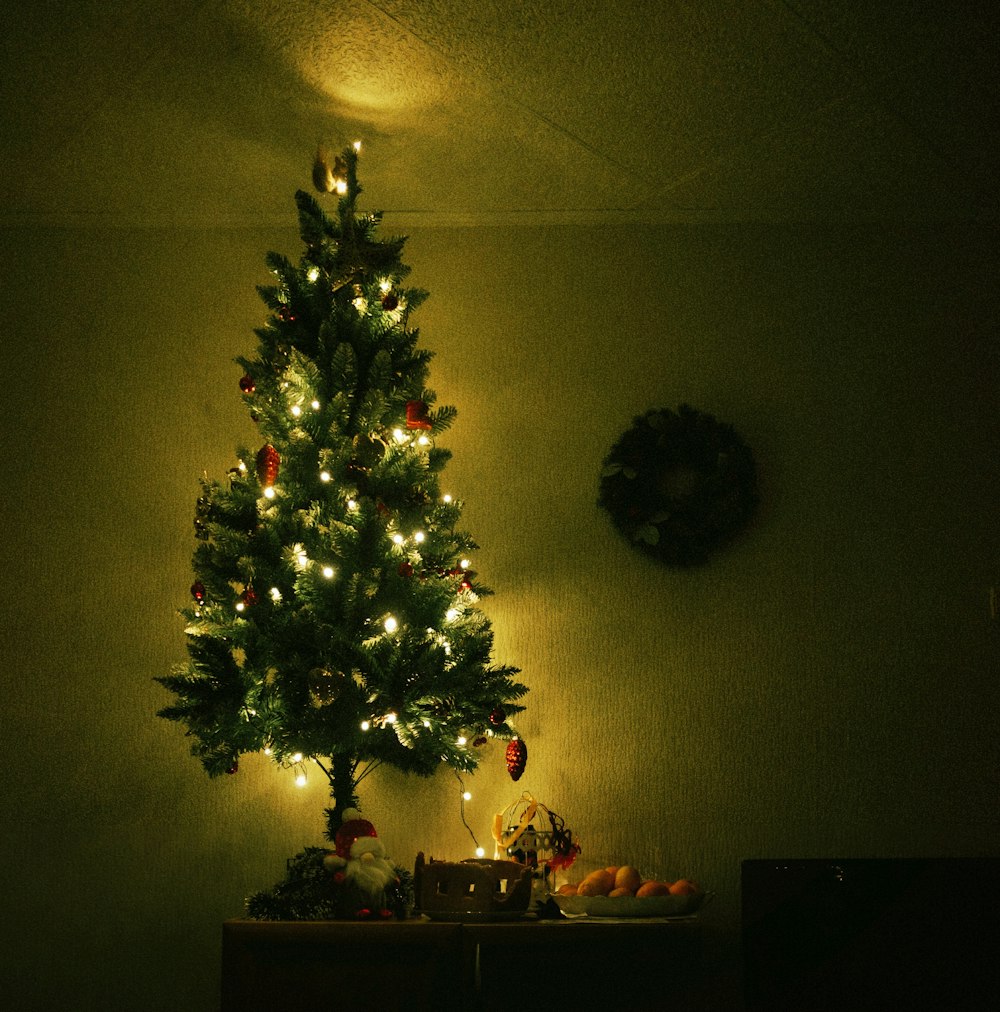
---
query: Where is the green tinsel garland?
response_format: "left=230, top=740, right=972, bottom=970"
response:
left=598, top=404, right=758, bottom=567
left=245, top=847, right=414, bottom=921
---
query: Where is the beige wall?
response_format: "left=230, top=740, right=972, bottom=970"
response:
left=2, top=221, right=997, bottom=1009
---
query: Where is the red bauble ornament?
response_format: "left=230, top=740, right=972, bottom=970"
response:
left=256, top=444, right=280, bottom=487
left=226, top=760, right=239, bottom=775
left=405, top=399, right=432, bottom=430
left=505, top=738, right=527, bottom=781
left=191, top=581, right=206, bottom=602
left=381, top=292, right=399, bottom=311
left=489, top=706, right=505, bottom=727
left=239, top=373, right=255, bottom=394
left=277, top=304, right=297, bottom=322
left=398, top=561, right=414, bottom=579
left=240, top=585, right=258, bottom=607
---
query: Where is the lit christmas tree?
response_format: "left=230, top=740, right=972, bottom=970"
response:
left=157, top=144, right=527, bottom=850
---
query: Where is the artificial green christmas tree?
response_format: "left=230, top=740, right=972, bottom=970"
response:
left=157, top=145, right=527, bottom=853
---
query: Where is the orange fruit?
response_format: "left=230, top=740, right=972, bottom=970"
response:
left=608, top=886, right=634, bottom=897
left=615, top=865, right=642, bottom=893
left=636, top=880, right=671, bottom=898
left=577, top=869, right=615, bottom=896
left=668, top=878, right=700, bottom=896
left=557, top=883, right=578, bottom=896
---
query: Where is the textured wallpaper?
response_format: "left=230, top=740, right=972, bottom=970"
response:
left=2, top=222, right=997, bottom=1009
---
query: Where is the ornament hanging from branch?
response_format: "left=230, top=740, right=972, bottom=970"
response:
left=405, top=399, right=433, bottom=431
left=505, top=738, right=527, bottom=781
left=256, top=444, right=280, bottom=488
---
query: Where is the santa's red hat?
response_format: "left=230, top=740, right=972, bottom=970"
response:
left=334, top=808, right=378, bottom=859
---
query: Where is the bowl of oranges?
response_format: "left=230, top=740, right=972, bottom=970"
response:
left=553, top=865, right=707, bottom=918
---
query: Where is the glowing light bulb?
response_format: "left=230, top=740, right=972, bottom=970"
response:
left=361, top=720, right=371, bottom=731
left=443, top=494, right=452, bottom=503
left=446, top=609, right=459, bottom=622
left=311, top=399, right=320, bottom=410
left=270, top=587, right=281, bottom=602
left=384, top=615, right=398, bottom=634
left=263, top=487, right=276, bottom=500
left=463, top=791, right=472, bottom=801
left=385, top=712, right=397, bottom=724
left=457, top=735, right=467, bottom=746
left=423, top=719, right=431, bottom=728
left=460, top=559, right=470, bottom=569
left=379, top=279, right=392, bottom=293
left=263, top=746, right=273, bottom=756
left=475, top=846, right=486, bottom=858
left=393, top=428, right=407, bottom=444
left=414, top=531, right=425, bottom=543
left=235, top=601, right=245, bottom=613
left=418, top=435, right=430, bottom=446
left=291, top=405, right=302, bottom=418
left=347, top=498, right=358, bottom=511
left=297, top=551, right=308, bottom=568
left=353, top=140, right=362, bottom=152
left=295, top=772, right=307, bottom=787
left=322, top=566, right=335, bottom=579
left=392, top=533, right=405, bottom=545
left=320, top=470, right=331, bottom=482
left=291, top=752, right=303, bottom=763
left=336, top=179, right=348, bottom=196
left=307, top=266, right=320, bottom=282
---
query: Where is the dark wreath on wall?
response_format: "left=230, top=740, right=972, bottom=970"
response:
left=598, top=404, right=758, bottom=567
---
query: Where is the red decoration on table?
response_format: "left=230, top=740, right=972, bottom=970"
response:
left=505, top=738, right=527, bottom=781
left=256, top=444, right=280, bottom=487
left=405, top=400, right=432, bottom=430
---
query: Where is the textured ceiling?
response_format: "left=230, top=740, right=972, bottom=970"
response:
left=2, top=0, right=998, bottom=226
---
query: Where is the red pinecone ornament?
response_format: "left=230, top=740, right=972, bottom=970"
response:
left=256, top=444, right=280, bottom=487
left=505, top=738, right=527, bottom=781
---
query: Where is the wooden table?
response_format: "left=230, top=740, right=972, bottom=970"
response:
left=222, top=915, right=703, bottom=1011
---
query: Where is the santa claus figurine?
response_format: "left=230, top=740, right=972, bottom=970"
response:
left=323, top=809, right=400, bottom=919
